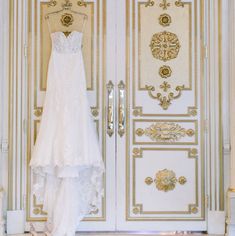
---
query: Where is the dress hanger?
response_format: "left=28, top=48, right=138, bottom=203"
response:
left=45, top=0, right=88, bottom=36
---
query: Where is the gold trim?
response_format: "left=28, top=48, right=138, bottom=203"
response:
left=133, top=119, right=198, bottom=145
left=228, top=188, right=235, bottom=193
left=135, top=1, right=194, bottom=116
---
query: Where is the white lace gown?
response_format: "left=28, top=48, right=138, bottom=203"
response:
left=29, top=31, right=105, bottom=236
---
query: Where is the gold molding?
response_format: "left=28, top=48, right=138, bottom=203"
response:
left=135, top=1, right=194, bottom=116
left=133, top=119, right=198, bottom=145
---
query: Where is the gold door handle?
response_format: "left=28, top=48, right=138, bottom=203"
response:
left=106, top=80, right=114, bottom=137
left=118, top=80, right=125, bottom=137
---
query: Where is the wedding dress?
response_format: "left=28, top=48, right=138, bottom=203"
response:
left=29, top=30, right=105, bottom=236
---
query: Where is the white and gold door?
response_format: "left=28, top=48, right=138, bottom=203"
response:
left=8, top=0, right=224, bottom=232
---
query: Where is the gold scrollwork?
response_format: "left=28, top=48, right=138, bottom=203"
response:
left=77, top=0, right=87, bottom=7
left=175, top=0, right=185, bottom=7
left=160, top=81, right=171, bottom=92
left=145, top=169, right=187, bottom=192
left=132, top=147, right=143, bottom=157
left=159, top=14, right=172, bottom=27
left=33, top=195, right=47, bottom=215
left=136, top=128, right=145, bottom=136
left=144, top=122, right=195, bottom=142
left=145, top=84, right=185, bottom=110
left=189, top=148, right=198, bottom=157
left=149, top=31, right=181, bottom=62
left=47, top=0, right=57, bottom=7
left=61, top=13, right=74, bottom=27
left=159, top=65, right=172, bottom=78
left=159, top=0, right=170, bottom=10
left=34, top=108, right=43, bottom=117
left=145, top=0, right=155, bottom=7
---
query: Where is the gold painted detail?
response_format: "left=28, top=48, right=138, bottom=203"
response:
left=133, top=207, right=140, bottom=214
left=77, top=0, right=87, bottom=7
left=189, top=148, right=198, bottom=157
left=159, top=65, right=172, bottom=78
left=47, top=0, right=57, bottom=7
left=145, top=84, right=185, bottom=110
left=136, top=128, right=145, bottom=136
left=175, top=0, right=185, bottom=7
left=190, top=206, right=198, bottom=214
left=132, top=148, right=142, bottom=157
left=159, top=0, right=170, bottom=10
left=145, top=169, right=187, bottom=192
left=33, top=195, right=47, bottom=216
left=188, top=108, right=197, bottom=116
left=149, top=31, right=181, bottom=62
left=144, top=122, right=195, bottom=142
left=145, top=177, right=153, bottom=185
left=160, top=81, right=171, bottom=92
left=91, top=108, right=99, bottom=117
left=145, top=0, right=154, bottom=7
left=61, top=13, right=74, bottom=27
left=159, top=14, right=171, bottom=27
left=34, top=108, right=43, bottom=117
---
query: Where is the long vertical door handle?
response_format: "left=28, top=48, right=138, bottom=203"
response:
left=106, top=80, right=114, bottom=137
left=118, top=80, right=125, bottom=137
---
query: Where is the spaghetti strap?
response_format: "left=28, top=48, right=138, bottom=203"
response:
left=81, top=16, right=87, bottom=33
left=45, top=16, right=52, bottom=35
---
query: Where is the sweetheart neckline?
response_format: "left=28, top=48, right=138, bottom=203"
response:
left=50, top=31, right=83, bottom=38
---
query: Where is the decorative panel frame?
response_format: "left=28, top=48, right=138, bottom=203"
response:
left=26, top=0, right=107, bottom=222
left=125, top=0, right=206, bottom=222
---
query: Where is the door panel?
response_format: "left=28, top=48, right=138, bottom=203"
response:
left=117, top=0, right=206, bottom=230
left=26, top=0, right=116, bottom=230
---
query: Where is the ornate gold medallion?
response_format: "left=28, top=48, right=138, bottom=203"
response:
left=159, top=65, right=172, bottom=78
left=145, top=169, right=187, bottom=192
left=159, top=14, right=172, bottom=27
left=61, top=13, right=74, bottom=27
left=149, top=31, right=181, bottom=62
left=159, top=0, right=170, bottom=10
left=144, top=122, right=195, bottom=142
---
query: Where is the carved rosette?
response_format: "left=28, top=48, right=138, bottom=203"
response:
left=61, top=13, right=74, bottom=27
left=145, top=169, right=187, bottom=192
left=149, top=31, right=181, bottom=62
left=144, top=122, right=195, bottom=142
left=159, top=13, right=172, bottom=27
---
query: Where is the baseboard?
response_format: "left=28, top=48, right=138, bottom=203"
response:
left=6, top=210, right=24, bottom=235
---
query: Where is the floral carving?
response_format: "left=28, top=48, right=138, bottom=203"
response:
left=61, top=13, right=74, bottom=27
left=160, top=81, right=171, bottom=92
left=159, top=0, right=170, bottom=10
left=159, top=14, right=172, bottom=27
left=144, top=122, right=195, bottom=142
left=145, top=169, right=187, bottom=192
left=159, top=65, right=172, bottom=78
left=175, top=0, right=185, bottom=7
left=149, top=31, right=181, bottom=62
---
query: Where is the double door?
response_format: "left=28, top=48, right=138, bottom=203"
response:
left=26, top=0, right=207, bottom=231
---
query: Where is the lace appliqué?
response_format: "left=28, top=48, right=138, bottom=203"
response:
left=51, top=31, right=83, bottom=54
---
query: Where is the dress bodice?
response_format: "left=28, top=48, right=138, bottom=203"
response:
left=51, top=31, right=83, bottom=54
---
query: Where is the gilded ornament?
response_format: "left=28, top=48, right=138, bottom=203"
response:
left=190, top=206, right=198, bottom=214
left=186, top=129, right=195, bottom=137
left=145, top=0, right=155, bottom=7
left=178, top=176, right=187, bottom=185
left=133, top=109, right=141, bottom=117
left=149, top=31, right=181, bottom=62
left=175, top=0, right=185, bottom=7
left=189, top=148, right=198, bottom=156
left=144, top=122, right=195, bottom=142
left=133, top=148, right=140, bottom=155
left=145, top=177, right=153, bottom=185
left=34, top=108, right=43, bottom=117
left=146, top=169, right=187, bottom=192
left=61, top=13, right=74, bottom=27
left=136, top=128, right=145, bottom=136
left=77, top=0, right=87, bottom=7
left=145, top=84, right=185, bottom=110
left=155, top=169, right=177, bottom=192
left=189, top=108, right=197, bottom=116
left=47, top=0, right=57, bottom=7
left=133, top=207, right=140, bottom=214
left=159, top=65, right=172, bottom=78
left=159, top=14, right=172, bottom=27
left=159, top=0, right=170, bottom=10
left=160, top=81, right=171, bottom=92
left=91, top=108, right=99, bottom=117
